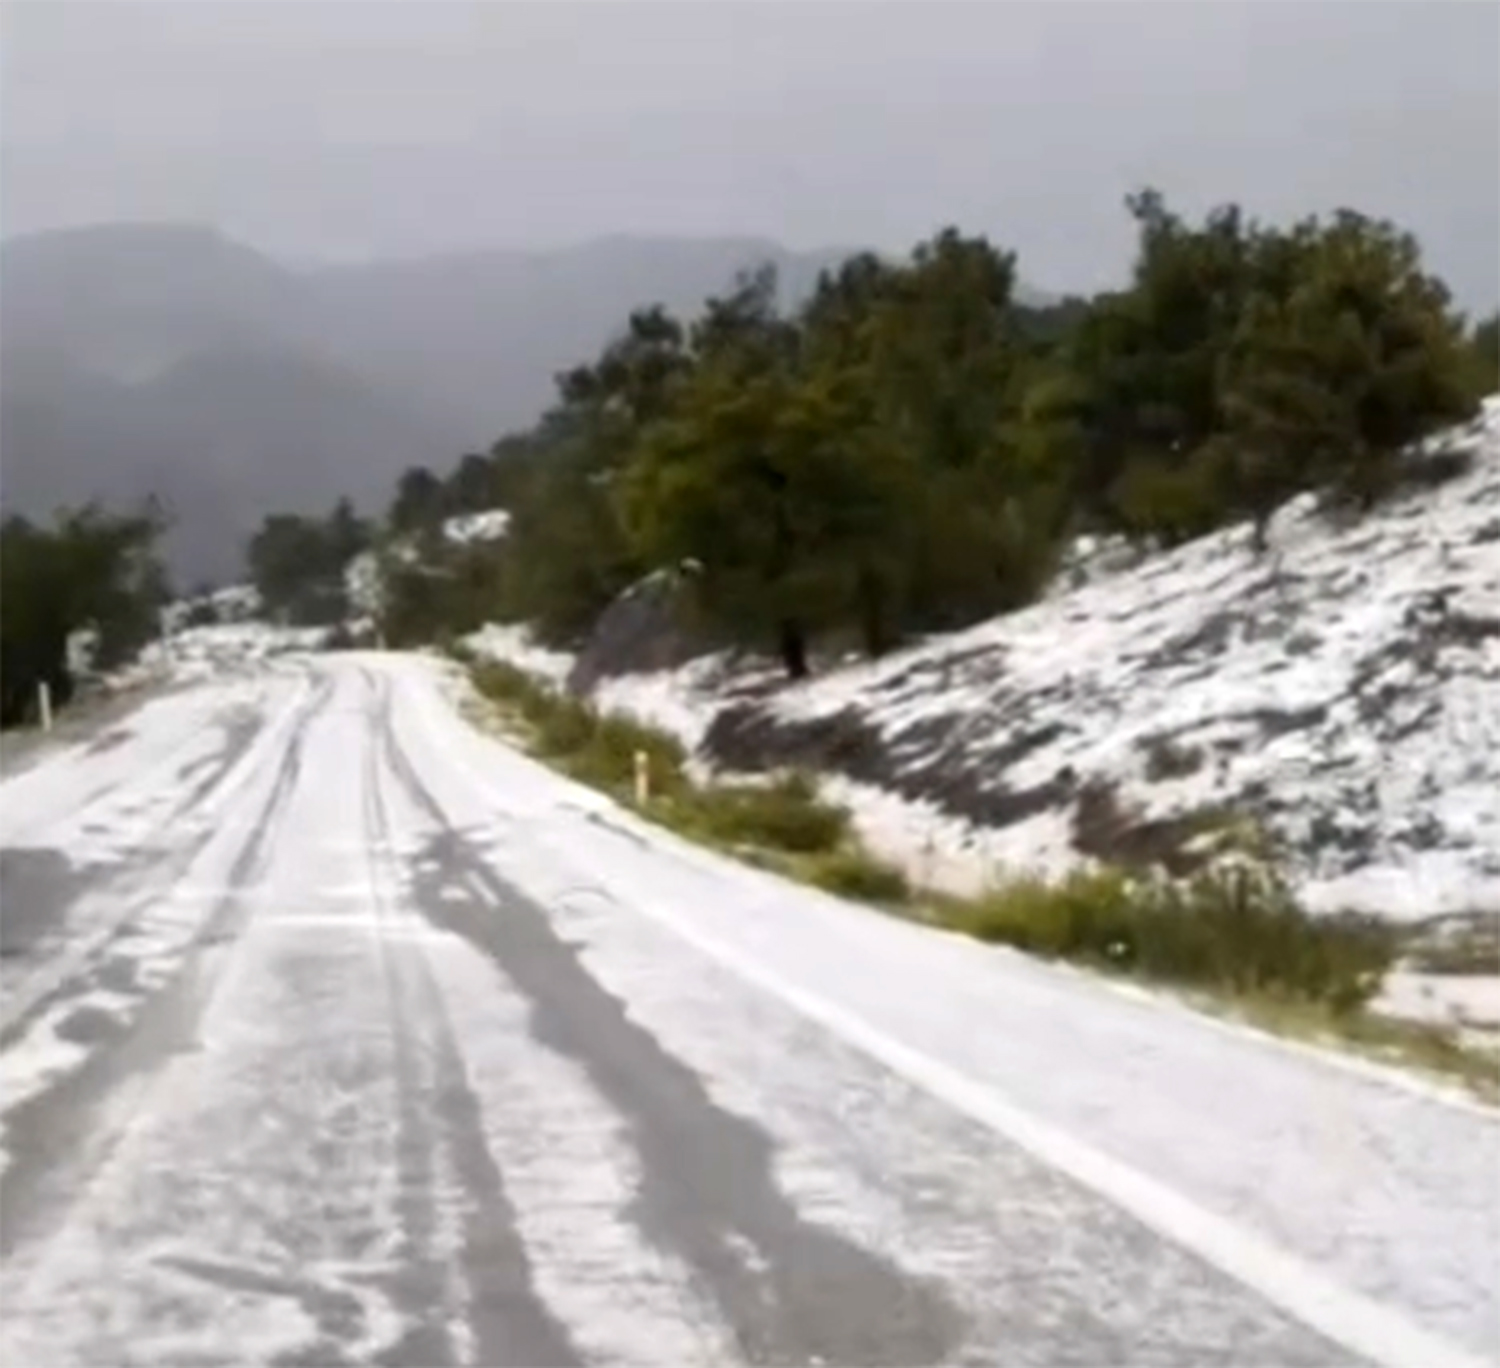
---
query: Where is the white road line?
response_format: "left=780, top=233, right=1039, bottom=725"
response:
left=578, top=874, right=1491, bottom=1368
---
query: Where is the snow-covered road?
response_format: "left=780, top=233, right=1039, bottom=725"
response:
left=0, top=655, right=1495, bottom=1367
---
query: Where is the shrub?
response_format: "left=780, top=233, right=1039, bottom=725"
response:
left=684, top=773, right=849, bottom=854
left=952, top=869, right=1133, bottom=953
left=472, top=659, right=549, bottom=709
left=471, top=657, right=688, bottom=797
left=1113, top=450, right=1229, bottom=548
left=533, top=696, right=598, bottom=757
left=570, top=712, right=688, bottom=797
left=950, top=864, right=1395, bottom=1011
left=806, top=847, right=911, bottom=904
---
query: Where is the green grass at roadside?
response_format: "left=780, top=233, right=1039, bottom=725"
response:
left=803, top=846, right=912, bottom=903
left=469, top=656, right=856, bottom=860
left=673, top=773, right=848, bottom=854
left=942, top=866, right=1396, bottom=1014
left=1232, top=997, right=1498, bottom=1102
left=460, top=650, right=1496, bottom=1101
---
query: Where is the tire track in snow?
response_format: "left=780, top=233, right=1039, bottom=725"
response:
left=0, top=675, right=283, bottom=849
left=0, top=669, right=327, bottom=1044
left=374, top=673, right=964, bottom=1366
left=360, top=667, right=580, bottom=1368
left=0, top=670, right=335, bottom=1259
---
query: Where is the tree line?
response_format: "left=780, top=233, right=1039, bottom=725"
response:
left=6, top=191, right=1490, bottom=729
left=374, top=192, right=1493, bottom=678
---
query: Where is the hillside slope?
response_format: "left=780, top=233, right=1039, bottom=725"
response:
left=474, top=400, right=1500, bottom=923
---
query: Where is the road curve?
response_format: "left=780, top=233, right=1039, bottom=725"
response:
left=0, top=654, right=1495, bottom=1367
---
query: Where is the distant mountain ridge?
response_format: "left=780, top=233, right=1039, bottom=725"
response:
left=1, top=223, right=1051, bottom=582
left=299, top=232, right=867, bottom=437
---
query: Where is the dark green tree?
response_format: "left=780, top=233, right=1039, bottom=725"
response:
left=0, top=503, right=169, bottom=727
left=1468, top=311, right=1499, bottom=396
left=1046, top=194, right=1475, bottom=547
left=327, top=497, right=372, bottom=567
left=389, top=466, right=446, bottom=532
left=624, top=354, right=919, bottom=676
left=1058, top=193, right=1261, bottom=535
left=386, top=201, right=1480, bottom=663
left=1218, top=211, right=1477, bottom=531
left=445, top=452, right=499, bottom=514
left=247, top=501, right=372, bottom=626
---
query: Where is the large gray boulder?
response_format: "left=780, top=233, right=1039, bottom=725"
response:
left=567, top=571, right=707, bottom=694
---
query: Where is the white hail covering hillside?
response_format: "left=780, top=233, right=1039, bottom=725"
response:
left=762, top=399, right=1500, bottom=919
left=475, top=400, right=1500, bottom=922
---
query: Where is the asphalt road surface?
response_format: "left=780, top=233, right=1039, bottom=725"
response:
left=1, top=655, right=1495, bottom=1367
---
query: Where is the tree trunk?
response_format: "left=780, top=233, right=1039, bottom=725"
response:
left=857, top=568, right=893, bottom=659
left=777, top=617, right=809, bottom=680
left=1250, top=508, right=1270, bottom=556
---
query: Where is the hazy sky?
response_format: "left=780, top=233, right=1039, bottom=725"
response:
left=3, top=0, right=1497, bottom=305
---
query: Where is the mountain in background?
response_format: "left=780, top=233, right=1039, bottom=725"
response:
left=4, top=223, right=1005, bottom=583
left=302, top=234, right=869, bottom=439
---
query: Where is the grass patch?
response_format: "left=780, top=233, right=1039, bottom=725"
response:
left=929, top=864, right=1495, bottom=1094
left=1215, top=996, right=1499, bottom=1103
left=804, top=847, right=911, bottom=904
left=678, top=773, right=849, bottom=854
left=941, top=865, right=1396, bottom=1014
left=472, top=659, right=554, bottom=722
left=465, top=656, right=857, bottom=863
left=575, top=714, right=690, bottom=797
left=470, top=658, right=688, bottom=795
left=537, top=700, right=689, bottom=797
left=463, top=652, right=918, bottom=914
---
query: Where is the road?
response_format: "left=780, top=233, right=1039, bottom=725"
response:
left=0, top=654, right=1495, bottom=1367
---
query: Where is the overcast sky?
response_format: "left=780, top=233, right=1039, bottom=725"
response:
left=3, top=0, right=1497, bottom=305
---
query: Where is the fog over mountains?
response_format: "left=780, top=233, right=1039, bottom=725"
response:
left=0, top=224, right=871, bottom=582
left=5, top=4, right=1494, bottom=587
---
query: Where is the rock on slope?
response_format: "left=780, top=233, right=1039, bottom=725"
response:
left=472, top=400, right=1500, bottom=922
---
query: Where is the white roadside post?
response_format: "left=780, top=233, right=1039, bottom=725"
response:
left=634, top=749, right=650, bottom=806
left=38, top=681, right=53, bottom=733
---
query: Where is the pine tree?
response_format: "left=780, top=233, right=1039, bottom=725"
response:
left=1219, top=212, right=1476, bottom=525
